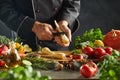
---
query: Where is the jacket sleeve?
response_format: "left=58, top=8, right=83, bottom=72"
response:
left=57, top=0, right=80, bottom=28
left=0, top=0, right=35, bottom=39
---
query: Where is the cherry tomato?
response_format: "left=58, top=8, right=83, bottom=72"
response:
left=104, top=47, right=113, bottom=55
left=83, top=46, right=93, bottom=58
left=0, top=44, right=8, bottom=55
left=0, top=48, right=3, bottom=55
left=0, top=59, right=5, bottom=67
left=93, top=47, right=107, bottom=59
left=80, top=61, right=98, bottom=78
left=72, top=54, right=83, bottom=60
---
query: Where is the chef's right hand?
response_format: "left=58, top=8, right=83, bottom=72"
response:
left=32, top=21, right=54, bottom=40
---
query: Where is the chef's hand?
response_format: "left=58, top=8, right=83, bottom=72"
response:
left=54, top=20, right=71, bottom=47
left=32, top=21, right=54, bottom=40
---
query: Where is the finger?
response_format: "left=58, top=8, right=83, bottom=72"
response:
left=54, top=36, right=70, bottom=47
left=51, top=30, right=57, bottom=34
left=59, top=25, right=66, bottom=32
left=47, top=24, right=54, bottom=32
left=39, top=33, right=50, bottom=40
left=46, top=31, right=54, bottom=40
left=54, top=37, right=65, bottom=46
left=46, top=28, right=55, bottom=39
left=40, top=30, right=53, bottom=40
left=66, top=29, right=72, bottom=42
left=60, top=25, right=71, bottom=42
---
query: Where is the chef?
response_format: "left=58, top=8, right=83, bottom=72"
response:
left=0, top=0, right=80, bottom=51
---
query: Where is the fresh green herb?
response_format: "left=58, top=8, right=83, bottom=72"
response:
left=112, top=50, right=120, bottom=58
left=23, top=57, right=47, bottom=69
left=74, top=28, right=104, bottom=48
left=74, top=36, right=81, bottom=49
left=23, top=57, right=58, bottom=70
left=0, top=65, right=51, bottom=80
left=15, top=37, right=23, bottom=43
left=74, top=39, right=91, bottom=49
left=36, top=45, right=42, bottom=52
left=97, top=50, right=120, bottom=80
left=0, top=36, right=11, bottom=46
left=71, top=49, right=82, bottom=54
left=81, top=28, right=104, bottom=42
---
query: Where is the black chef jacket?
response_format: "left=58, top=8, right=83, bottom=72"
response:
left=0, top=0, right=80, bottom=50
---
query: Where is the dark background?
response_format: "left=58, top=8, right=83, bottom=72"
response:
left=77, top=0, right=120, bottom=35
left=70, top=0, right=120, bottom=49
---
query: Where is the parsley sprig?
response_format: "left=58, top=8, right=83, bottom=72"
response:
left=97, top=50, right=120, bottom=80
left=74, top=28, right=104, bottom=48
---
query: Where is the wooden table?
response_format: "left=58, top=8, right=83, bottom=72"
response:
left=40, top=70, right=99, bottom=80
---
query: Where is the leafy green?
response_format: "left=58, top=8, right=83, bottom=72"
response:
left=0, top=65, right=51, bottom=80
left=36, top=45, right=42, bottom=52
left=74, top=28, right=104, bottom=48
left=81, top=28, right=104, bottom=42
left=23, top=57, right=58, bottom=70
left=23, top=57, right=47, bottom=69
left=15, top=37, right=22, bottom=43
left=0, top=36, right=11, bottom=46
left=97, top=50, right=120, bottom=80
left=112, top=50, right=120, bottom=58
left=71, top=49, right=82, bottom=54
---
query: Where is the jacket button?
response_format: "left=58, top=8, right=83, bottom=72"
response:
left=35, top=9, right=40, bottom=13
left=53, top=7, right=58, bottom=11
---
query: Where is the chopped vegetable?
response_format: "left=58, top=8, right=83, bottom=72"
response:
left=22, top=60, right=32, bottom=66
left=23, top=44, right=32, bottom=53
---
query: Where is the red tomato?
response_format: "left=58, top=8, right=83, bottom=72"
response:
left=0, top=44, right=8, bottom=55
left=104, top=47, right=113, bottom=55
left=93, top=47, right=107, bottom=59
left=80, top=61, right=98, bottom=78
left=0, top=48, right=3, bottom=55
left=72, top=54, right=83, bottom=60
left=83, top=46, right=93, bottom=58
left=0, top=59, right=5, bottom=67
